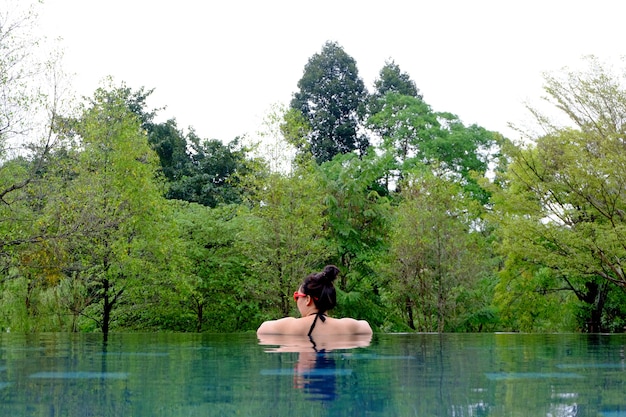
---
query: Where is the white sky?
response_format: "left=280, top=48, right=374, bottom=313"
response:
left=37, top=0, right=626, bottom=143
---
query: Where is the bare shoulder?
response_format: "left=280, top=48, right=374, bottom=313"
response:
left=334, top=317, right=373, bottom=335
left=256, top=317, right=299, bottom=335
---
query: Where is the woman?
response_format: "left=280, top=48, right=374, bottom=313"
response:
left=256, top=265, right=373, bottom=336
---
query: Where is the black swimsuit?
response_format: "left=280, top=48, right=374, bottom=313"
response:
left=307, top=312, right=326, bottom=337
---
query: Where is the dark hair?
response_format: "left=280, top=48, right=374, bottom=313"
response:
left=301, top=265, right=339, bottom=314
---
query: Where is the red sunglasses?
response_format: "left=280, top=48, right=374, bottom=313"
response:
left=293, top=291, right=318, bottom=302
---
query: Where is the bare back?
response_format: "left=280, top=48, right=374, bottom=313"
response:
left=256, top=314, right=372, bottom=336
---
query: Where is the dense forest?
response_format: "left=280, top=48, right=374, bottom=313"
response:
left=2, top=4, right=626, bottom=335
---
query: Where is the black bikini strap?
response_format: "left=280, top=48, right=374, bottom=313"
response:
left=307, top=312, right=326, bottom=337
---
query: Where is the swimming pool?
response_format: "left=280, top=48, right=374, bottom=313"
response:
left=0, top=332, right=624, bottom=416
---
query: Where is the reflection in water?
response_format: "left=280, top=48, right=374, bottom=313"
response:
left=258, top=334, right=371, bottom=403
left=1, top=333, right=625, bottom=416
left=294, top=349, right=339, bottom=401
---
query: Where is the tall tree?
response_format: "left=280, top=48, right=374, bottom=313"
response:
left=368, top=92, right=498, bottom=201
left=146, top=118, right=190, bottom=182
left=373, top=60, right=421, bottom=98
left=368, top=92, right=503, bottom=203
left=368, top=60, right=422, bottom=134
left=236, top=162, right=331, bottom=318
left=320, top=151, right=391, bottom=275
left=319, top=151, right=392, bottom=326
left=491, top=56, right=626, bottom=332
left=290, top=41, right=369, bottom=163
left=0, top=0, right=69, bottom=327
left=367, top=93, right=438, bottom=174
left=380, top=170, right=490, bottom=332
left=111, top=84, right=190, bottom=184
left=370, top=59, right=422, bottom=115
left=114, top=83, right=253, bottom=207
left=47, top=83, right=170, bottom=335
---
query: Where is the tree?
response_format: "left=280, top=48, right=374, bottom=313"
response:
left=0, top=0, right=66, bottom=217
left=46, top=83, right=170, bottom=335
left=290, top=41, right=369, bottom=163
left=367, top=92, right=438, bottom=184
left=0, top=1, right=71, bottom=331
left=146, top=119, right=189, bottom=182
left=493, top=258, right=576, bottom=332
left=114, top=83, right=253, bottom=208
left=320, top=151, right=391, bottom=278
left=167, top=134, right=251, bottom=207
left=372, top=59, right=421, bottom=99
left=368, top=60, right=423, bottom=153
left=167, top=202, right=258, bottom=332
left=368, top=92, right=498, bottom=201
left=491, top=56, right=626, bottom=332
left=317, top=151, right=392, bottom=327
left=380, top=170, right=491, bottom=332
left=423, top=113, right=498, bottom=203
left=236, top=162, right=331, bottom=318
left=369, top=59, right=422, bottom=118
left=259, top=103, right=301, bottom=173
left=0, top=0, right=41, bottom=146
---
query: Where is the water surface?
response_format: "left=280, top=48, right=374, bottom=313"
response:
left=0, top=332, right=624, bottom=416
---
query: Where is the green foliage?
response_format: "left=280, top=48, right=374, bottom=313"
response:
left=377, top=170, right=493, bottom=332
left=315, top=152, right=393, bottom=328
left=0, top=0, right=65, bottom=281
left=368, top=92, right=498, bottom=202
left=320, top=151, right=392, bottom=276
left=146, top=118, right=189, bottom=182
left=494, top=259, right=577, bottom=332
left=600, top=286, right=626, bottom=332
left=368, top=59, right=422, bottom=118
left=236, top=162, right=331, bottom=318
left=33, top=81, right=173, bottom=334
left=110, top=83, right=160, bottom=129
left=290, top=41, right=369, bottom=163
left=167, top=202, right=261, bottom=332
left=169, top=134, right=251, bottom=207
left=279, top=107, right=312, bottom=160
left=115, top=84, right=253, bottom=208
left=367, top=93, right=438, bottom=173
left=0, top=157, right=32, bottom=264
left=490, top=56, right=626, bottom=332
left=4, top=31, right=626, bottom=335
left=372, top=59, right=422, bottom=99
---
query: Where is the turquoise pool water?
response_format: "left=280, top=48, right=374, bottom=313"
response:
left=0, top=332, right=624, bottom=416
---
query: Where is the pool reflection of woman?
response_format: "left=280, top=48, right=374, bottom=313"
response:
left=259, top=333, right=372, bottom=402
left=256, top=265, right=373, bottom=337
left=295, top=349, right=337, bottom=401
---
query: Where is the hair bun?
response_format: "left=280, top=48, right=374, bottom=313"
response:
left=320, top=265, right=340, bottom=283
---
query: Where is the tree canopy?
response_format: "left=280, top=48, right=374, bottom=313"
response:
left=491, top=56, right=626, bottom=332
left=2, top=22, right=626, bottom=335
left=373, top=59, right=421, bottom=98
left=290, top=41, right=369, bottom=163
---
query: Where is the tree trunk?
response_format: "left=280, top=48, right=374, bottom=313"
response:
left=406, top=297, right=415, bottom=330
left=580, top=281, right=609, bottom=333
left=196, top=303, right=203, bottom=333
left=102, top=278, right=111, bottom=336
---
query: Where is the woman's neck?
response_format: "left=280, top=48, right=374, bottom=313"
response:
left=301, top=306, right=319, bottom=317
